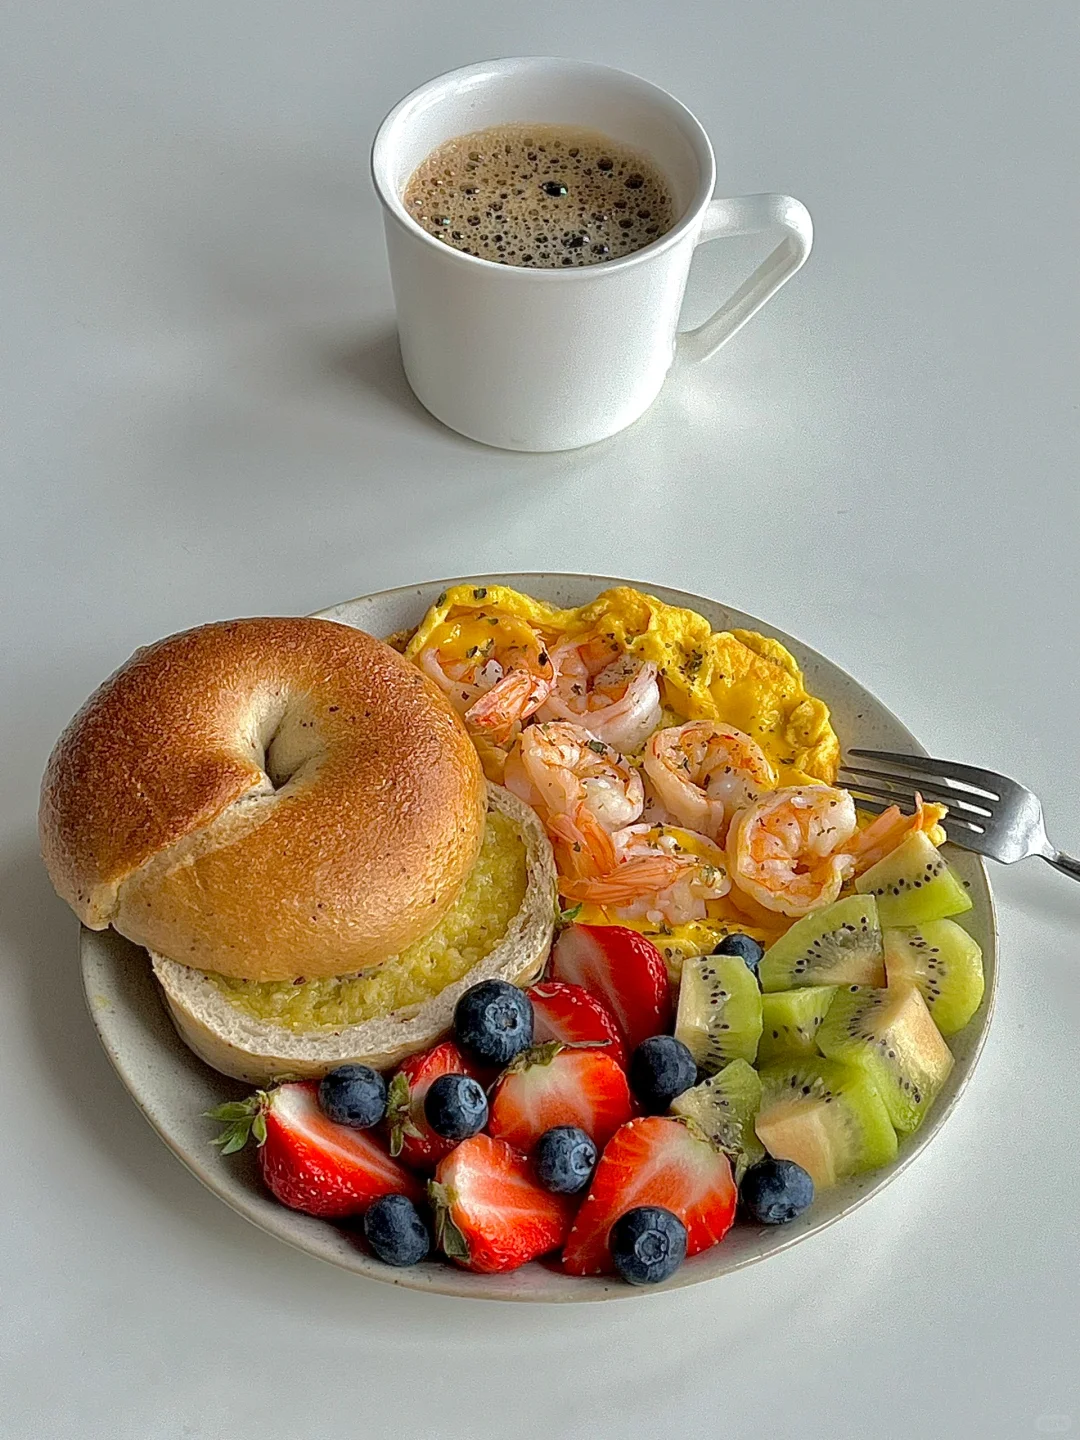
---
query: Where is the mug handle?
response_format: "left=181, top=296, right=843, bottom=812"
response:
left=676, top=194, right=813, bottom=367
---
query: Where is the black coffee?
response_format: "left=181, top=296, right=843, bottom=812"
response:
left=403, top=123, right=676, bottom=268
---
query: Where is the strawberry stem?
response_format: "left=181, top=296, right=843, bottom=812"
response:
left=504, top=1039, right=564, bottom=1075
left=384, top=1072, right=424, bottom=1158
left=428, top=1182, right=470, bottom=1263
left=205, top=1093, right=267, bottom=1153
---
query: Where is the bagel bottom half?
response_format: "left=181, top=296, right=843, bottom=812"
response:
left=152, top=785, right=557, bottom=1084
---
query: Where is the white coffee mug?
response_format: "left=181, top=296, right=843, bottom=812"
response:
left=371, top=57, right=812, bottom=452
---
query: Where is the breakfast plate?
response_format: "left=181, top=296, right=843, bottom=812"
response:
left=79, top=574, right=996, bottom=1301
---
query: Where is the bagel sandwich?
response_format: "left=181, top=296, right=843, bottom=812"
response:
left=40, top=617, right=558, bottom=1081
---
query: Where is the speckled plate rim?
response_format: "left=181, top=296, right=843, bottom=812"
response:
left=80, top=573, right=997, bottom=1302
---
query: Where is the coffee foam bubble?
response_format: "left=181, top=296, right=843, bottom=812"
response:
left=403, top=124, right=675, bottom=268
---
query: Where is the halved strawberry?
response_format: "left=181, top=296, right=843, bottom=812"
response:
left=209, top=1081, right=423, bottom=1217
left=430, top=1134, right=576, bottom=1273
left=488, top=1042, right=633, bottom=1151
left=562, top=1116, right=736, bottom=1276
left=385, top=1041, right=480, bottom=1169
left=527, top=980, right=627, bottom=1069
left=550, top=924, right=672, bottom=1053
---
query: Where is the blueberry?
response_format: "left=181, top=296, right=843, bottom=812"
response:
left=739, top=1158, right=815, bottom=1224
left=629, top=1035, right=697, bottom=1114
left=318, top=1064, right=387, bottom=1129
left=609, top=1206, right=687, bottom=1285
left=454, top=979, right=534, bottom=1066
left=362, top=1194, right=431, bottom=1267
left=423, top=1073, right=489, bottom=1140
left=713, top=932, right=765, bottom=981
left=534, top=1126, right=597, bottom=1194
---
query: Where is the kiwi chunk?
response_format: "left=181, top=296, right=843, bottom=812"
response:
left=884, top=920, right=985, bottom=1036
left=816, top=984, right=954, bottom=1134
left=855, top=831, right=973, bottom=927
left=755, top=1057, right=897, bottom=1189
left=674, top=953, right=763, bottom=1072
left=670, top=1058, right=764, bottom=1180
left=758, top=986, right=837, bottom=1063
left=759, top=895, right=884, bottom=993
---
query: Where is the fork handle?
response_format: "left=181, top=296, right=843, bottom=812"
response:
left=1043, top=849, right=1080, bottom=882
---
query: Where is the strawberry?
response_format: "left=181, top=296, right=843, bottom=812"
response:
left=384, top=1041, right=480, bottom=1169
left=550, top=924, right=672, bottom=1053
left=429, top=1133, right=576, bottom=1273
left=562, top=1116, right=736, bottom=1276
left=527, top=980, right=627, bottom=1069
left=208, top=1081, right=423, bottom=1217
left=488, top=1042, right=633, bottom=1151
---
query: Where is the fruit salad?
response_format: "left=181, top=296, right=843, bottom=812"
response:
left=211, top=828, right=984, bottom=1286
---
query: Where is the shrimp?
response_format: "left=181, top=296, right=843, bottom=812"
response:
left=504, top=721, right=645, bottom=853
left=840, top=794, right=948, bottom=875
left=536, top=635, right=663, bottom=752
left=642, top=721, right=777, bottom=842
left=415, top=612, right=555, bottom=745
left=560, top=824, right=731, bottom=926
left=727, top=785, right=858, bottom=918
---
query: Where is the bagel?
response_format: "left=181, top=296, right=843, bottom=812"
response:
left=151, top=784, right=557, bottom=1082
left=40, top=617, right=487, bottom=981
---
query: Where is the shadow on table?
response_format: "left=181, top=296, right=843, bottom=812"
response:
left=319, top=325, right=418, bottom=414
left=0, top=840, right=369, bottom=1309
left=313, top=324, right=485, bottom=452
left=0, top=836, right=235, bottom=1231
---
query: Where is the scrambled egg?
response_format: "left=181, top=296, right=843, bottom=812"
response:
left=207, top=810, right=527, bottom=1030
left=405, top=583, right=840, bottom=785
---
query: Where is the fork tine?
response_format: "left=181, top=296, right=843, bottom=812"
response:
left=843, top=781, right=918, bottom=808
left=845, top=749, right=1002, bottom=799
left=846, top=796, right=892, bottom=816
left=939, top=813, right=987, bottom=835
left=839, top=767, right=995, bottom=817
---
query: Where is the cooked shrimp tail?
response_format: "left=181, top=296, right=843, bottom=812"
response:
left=561, top=823, right=730, bottom=925
left=841, top=794, right=948, bottom=875
left=560, top=854, right=686, bottom=906
left=465, top=669, right=553, bottom=744
left=547, top=805, right=620, bottom=881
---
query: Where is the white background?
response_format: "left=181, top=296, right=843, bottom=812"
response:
left=2, top=3, right=1079, bottom=1438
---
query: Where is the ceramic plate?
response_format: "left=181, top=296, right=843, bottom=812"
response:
left=80, top=574, right=996, bottom=1301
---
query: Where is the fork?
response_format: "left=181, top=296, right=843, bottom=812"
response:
left=839, top=749, right=1080, bottom=882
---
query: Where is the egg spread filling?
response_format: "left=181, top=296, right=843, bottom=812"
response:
left=206, top=810, right=527, bottom=1030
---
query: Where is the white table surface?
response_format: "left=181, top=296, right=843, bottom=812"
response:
left=3, top=4, right=1079, bottom=1438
